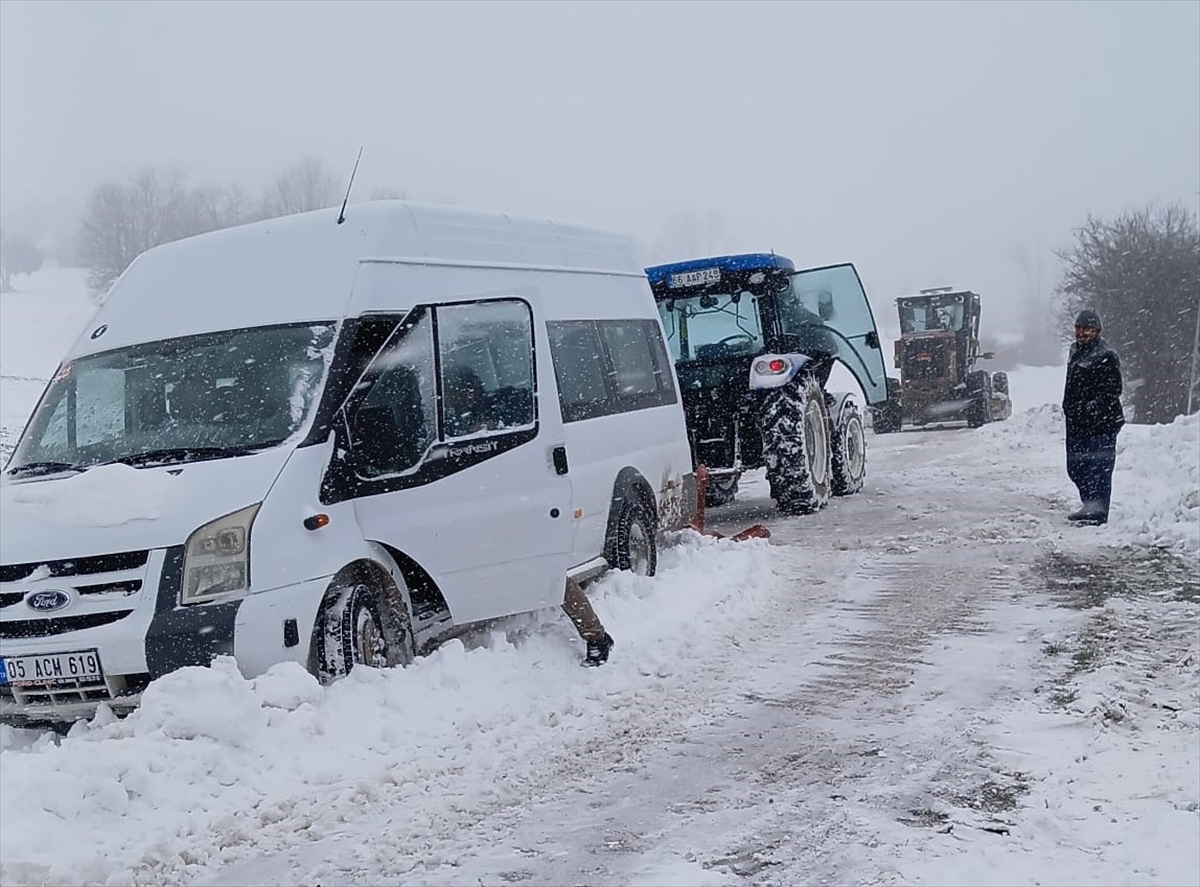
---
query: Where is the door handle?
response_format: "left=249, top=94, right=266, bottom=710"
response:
left=551, top=445, right=569, bottom=476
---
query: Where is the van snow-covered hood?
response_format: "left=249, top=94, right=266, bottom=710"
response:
left=0, top=449, right=293, bottom=565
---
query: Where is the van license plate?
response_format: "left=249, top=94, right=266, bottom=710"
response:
left=0, top=650, right=104, bottom=686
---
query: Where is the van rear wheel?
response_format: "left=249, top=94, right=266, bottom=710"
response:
left=315, top=581, right=414, bottom=683
left=613, top=501, right=657, bottom=577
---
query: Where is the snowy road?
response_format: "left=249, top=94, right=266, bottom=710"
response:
left=170, top=416, right=1195, bottom=887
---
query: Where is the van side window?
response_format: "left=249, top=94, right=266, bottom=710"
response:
left=437, top=300, right=535, bottom=439
left=643, top=320, right=679, bottom=403
left=349, top=311, right=438, bottom=477
left=548, top=319, right=678, bottom=423
left=600, top=320, right=679, bottom=403
left=547, top=322, right=610, bottom=422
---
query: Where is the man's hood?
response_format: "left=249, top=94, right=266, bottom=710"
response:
left=0, top=449, right=293, bottom=565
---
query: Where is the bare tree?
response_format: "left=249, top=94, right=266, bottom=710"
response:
left=369, top=186, right=408, bottom=201
left=75, top=169, right=264, bottom=296
left=186, top=183, right=259, bottom=232
left=1056, top=204, right=1200, bottom=423
left=0, top=229, right=44, bottom=292
left=259, top=157, right=338, bottom=219
left=76, top=169, right=198, bottom=295
left=647, top=209, right=728, bottom=265
left=1008, top=241, right=1065, bottom=367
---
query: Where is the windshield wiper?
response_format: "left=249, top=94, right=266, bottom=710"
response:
left=6, top=461, right=88, bottom=478
left=109, top=446, right=261, bottom=468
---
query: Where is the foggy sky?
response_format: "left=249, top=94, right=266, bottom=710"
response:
left=2, top=0, right=1198, bottom=335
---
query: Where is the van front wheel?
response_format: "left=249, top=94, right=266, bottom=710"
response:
left=315, top=582, right=413, bottom=683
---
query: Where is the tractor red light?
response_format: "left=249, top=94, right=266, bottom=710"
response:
left=754, top=358, right=790, bottom=375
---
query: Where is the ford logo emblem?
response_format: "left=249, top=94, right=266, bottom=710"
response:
left=26, top=589, right=71, bottom=612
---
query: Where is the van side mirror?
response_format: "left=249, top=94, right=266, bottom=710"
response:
left=981, top=351, right=995, bottom=360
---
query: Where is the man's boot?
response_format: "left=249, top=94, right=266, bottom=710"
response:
left=584, top=632, right=614, bottom=667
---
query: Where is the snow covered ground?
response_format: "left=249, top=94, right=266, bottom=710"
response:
left=1, top=268, right=1197, bottom=887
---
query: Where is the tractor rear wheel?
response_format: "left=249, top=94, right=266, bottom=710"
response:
left=761, top=374, right=832, bottom=514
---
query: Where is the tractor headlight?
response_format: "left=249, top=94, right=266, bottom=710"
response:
left=180, top=503, right=261, bottom=605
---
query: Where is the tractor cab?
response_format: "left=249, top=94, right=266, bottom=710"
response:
left=649, top=254, right=887, bottom=404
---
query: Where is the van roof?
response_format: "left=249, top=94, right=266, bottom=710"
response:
left=71, top=200, right=644, bottom=357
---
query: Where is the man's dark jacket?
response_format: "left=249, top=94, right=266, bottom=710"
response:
left=1063, top=337, right=1125, bottom=435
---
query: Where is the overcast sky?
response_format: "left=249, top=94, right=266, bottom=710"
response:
left=1, top=0, right=1197, bottom=334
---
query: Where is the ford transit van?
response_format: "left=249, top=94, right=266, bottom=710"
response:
left=0, top=201, right=697, bottom=724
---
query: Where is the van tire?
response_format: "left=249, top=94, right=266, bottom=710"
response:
left=761, top=373, right=832, bottom=514
left=314, top=581, right=414, bottom=684
left=830, top=401, right=866, bottom=496
left=613, top=501, right=657, bottom=577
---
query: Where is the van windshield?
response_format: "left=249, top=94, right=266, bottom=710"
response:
left=7, top=322, right=337, bottom=475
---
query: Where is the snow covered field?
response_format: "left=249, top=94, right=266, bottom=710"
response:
left=1, top=268, right=1197, bottom=887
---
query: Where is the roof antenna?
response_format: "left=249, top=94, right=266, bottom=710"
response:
left=336, top=146, right=363, bottom=225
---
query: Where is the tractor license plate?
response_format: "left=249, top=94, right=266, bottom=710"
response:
left=669, top=268, right=720, bottom=288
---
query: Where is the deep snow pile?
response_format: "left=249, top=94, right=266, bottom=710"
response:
left=982, top=401, right=1199, bottom=555
left=1, top=534, right=782, bottom=887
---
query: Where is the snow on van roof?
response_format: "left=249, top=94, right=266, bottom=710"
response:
left=67, top=201, right=643, bottom=358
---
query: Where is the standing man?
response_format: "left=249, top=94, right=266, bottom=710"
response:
left=1062, top=309, right=1125, bottom=525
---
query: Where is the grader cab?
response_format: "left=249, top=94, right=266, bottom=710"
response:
left=871, top=286, right=1011, bottom=432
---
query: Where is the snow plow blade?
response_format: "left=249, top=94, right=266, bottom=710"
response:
left=688, top=465, right=770, bottom=541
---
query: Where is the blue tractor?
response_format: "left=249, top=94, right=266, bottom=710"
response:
left=646, top=254, right=889, bottom=514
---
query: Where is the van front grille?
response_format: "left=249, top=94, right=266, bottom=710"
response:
left=76, top=580, right=143, bottom=597
left=0, top=550, right=150, bottom=583
left=0, top=672, right=151, bottom=707
left=0, top=610, right=134, bottom=639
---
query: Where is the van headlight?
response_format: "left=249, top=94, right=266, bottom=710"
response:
left=181, top=503, right=261, bottom=605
